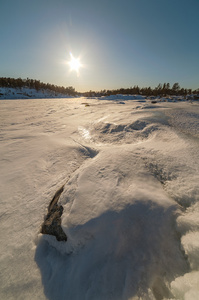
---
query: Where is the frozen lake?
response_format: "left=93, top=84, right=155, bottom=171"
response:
left=0, top=97, right=199, bottom=299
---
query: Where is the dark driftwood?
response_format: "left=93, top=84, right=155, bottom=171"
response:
left=41, top=185, right=67, bottom=241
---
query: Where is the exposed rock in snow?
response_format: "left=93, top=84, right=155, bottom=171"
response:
left=41, top=185, right=67, bottom=241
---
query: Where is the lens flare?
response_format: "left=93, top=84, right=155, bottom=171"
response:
left=68, top=53, right=81, bottom=73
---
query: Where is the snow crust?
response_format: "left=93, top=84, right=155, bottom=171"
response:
left=0, top=96, right=199, bottom=299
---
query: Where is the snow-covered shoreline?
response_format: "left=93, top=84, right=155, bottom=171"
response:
left=1, top=87, right=198, bottom=103
left=0, top=97, right=199, bottom=299
left=0, top=87, right=74, bottom=99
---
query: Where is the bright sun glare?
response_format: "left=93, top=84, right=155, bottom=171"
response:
left=68, top=53, right=81, bottom=73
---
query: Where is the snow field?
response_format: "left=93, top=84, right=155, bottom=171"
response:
left=0, top=97, right=199, bottom=299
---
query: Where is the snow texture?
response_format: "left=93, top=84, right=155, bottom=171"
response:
left=0, top=96, right=199, bottom=300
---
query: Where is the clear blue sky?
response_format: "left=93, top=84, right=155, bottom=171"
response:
left=0, top=0, right=199, bottom=92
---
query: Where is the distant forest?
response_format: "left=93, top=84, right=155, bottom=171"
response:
left=85, top=83, right=199, bottom=97
left=0, top=77, right=198, bottom=97
left=0, top=77, right=76, bottom=96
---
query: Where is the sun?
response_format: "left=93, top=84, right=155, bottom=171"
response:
left=68, top=53, right=81, bottom=73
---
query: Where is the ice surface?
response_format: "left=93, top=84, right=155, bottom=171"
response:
left=0, top=97, right=199, bottom=299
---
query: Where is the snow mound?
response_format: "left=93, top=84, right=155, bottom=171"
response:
left=35, top=147, right=188, bottom=299
left=79, top=120, right=160, bottom=145
left=36, top=102, right=199, bottom=300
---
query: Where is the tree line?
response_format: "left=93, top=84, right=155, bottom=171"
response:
left=83, top=83, right=199, bottom=97
left=0, top=77, right=76, bottom=96
left=0, top=77, right=198, bottom=97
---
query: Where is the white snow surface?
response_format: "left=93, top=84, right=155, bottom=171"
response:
left=0, top=96, right=199, bottom=300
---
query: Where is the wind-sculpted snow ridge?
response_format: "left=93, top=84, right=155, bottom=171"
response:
left=36, top=149, right=187, bottom=300
left=36, top=102, right=199, bottom=299
left=37, top=139, right=194, bottom=299
left=40, top=141, right=99, bottom=242
left=88, top=119, right=160, bottom=144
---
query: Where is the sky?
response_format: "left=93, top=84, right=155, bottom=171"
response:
left=0, top=0, right=199, bottom=92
